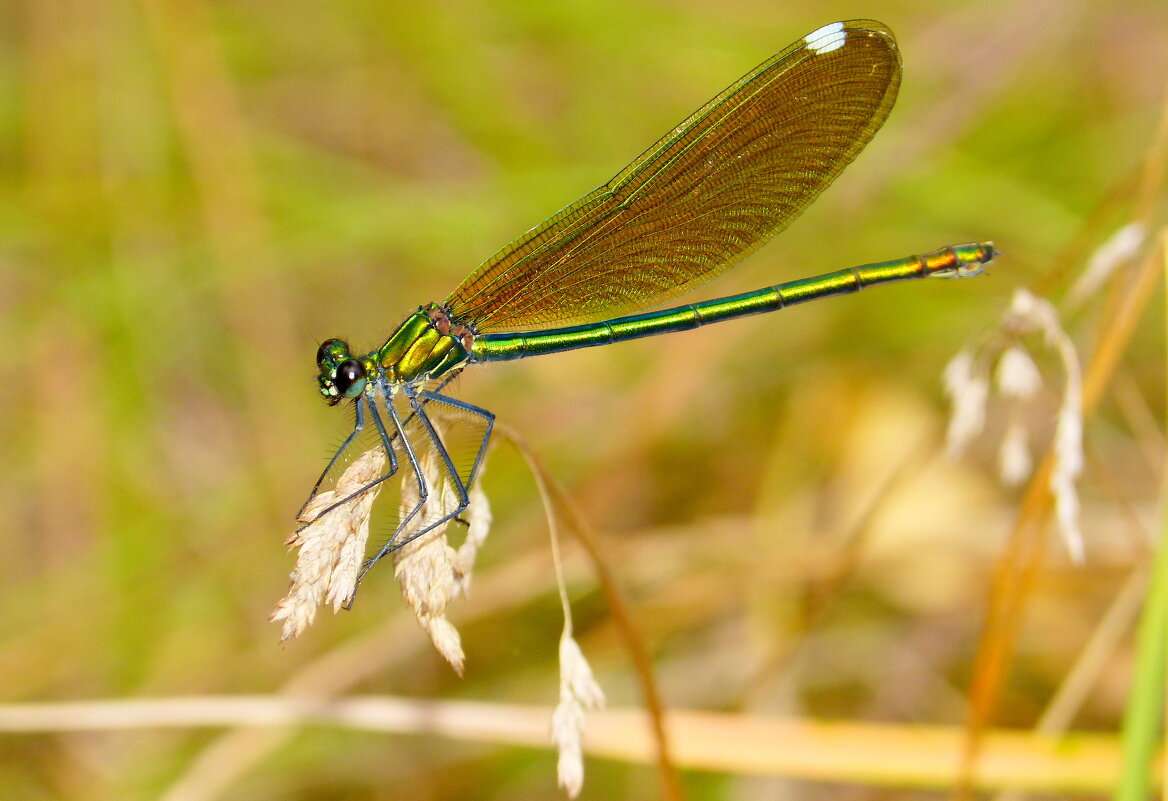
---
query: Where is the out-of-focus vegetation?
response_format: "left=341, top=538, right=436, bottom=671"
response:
left=2, top=0, right=1167, bottom=799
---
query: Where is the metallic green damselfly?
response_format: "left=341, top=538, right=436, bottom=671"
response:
left=302, top=20, right=996, bottom=589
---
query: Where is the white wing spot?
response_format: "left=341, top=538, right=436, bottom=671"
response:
left=805, top=21, right=847, bottom=55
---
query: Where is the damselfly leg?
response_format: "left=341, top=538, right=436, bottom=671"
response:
left=356, top=382, right=494, bottom=581
left=295, top=394, right=399, bottom=530
left=296, top=373, right=468, bottom=530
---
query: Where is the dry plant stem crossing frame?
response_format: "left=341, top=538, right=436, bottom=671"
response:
left=499, top=424, right=683, bottom=801
left=0, top=696, right=1134, bottom=793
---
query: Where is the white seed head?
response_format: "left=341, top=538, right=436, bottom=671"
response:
left=1007, top=287, right=1039, bottom=321
left=1052, top=393, right=1085, bottom=563
left=943, top=349, right=989, bottom=457
left=1068, top=222, right=1146, bottom=306
left=272, top=448, right=388, bottom=641
left=1001, top=289, right=1085, bottom=560
left=996, top=345, right=1042, bottom=400
left=453, top=474, right=492, bottom=598
left=1005, top=289, right=1064, bottom=347
left=394, top=452, right=467, bottom=674
left=998, top=420, right=1033, bottom=486
left=551, top=634, right=605, bottom=798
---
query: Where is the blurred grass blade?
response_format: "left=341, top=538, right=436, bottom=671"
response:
left=1114, top=498, right=1168, bottom=801
left=1114, top=230, right=1168, bottom=801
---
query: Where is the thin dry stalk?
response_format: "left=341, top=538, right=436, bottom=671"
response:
left=0, top=696, right=1130, bottom=793
left=498, top=423, right=684, bottom=801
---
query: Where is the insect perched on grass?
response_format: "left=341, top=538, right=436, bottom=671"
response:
left=301, top=19, right=996, bottom=596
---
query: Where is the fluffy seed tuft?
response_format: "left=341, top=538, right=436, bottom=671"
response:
left=551, top=634, right=605, bottom=798
left=943, top=348, right=989, bottom=457
left=271, top=448, right=388, bottom=641
left=393, top=452, right=468, bottom=675
left=996, top=345, right=1042, bottom=400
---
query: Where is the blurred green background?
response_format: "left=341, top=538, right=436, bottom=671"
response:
left=2, top=0, right=1167, bottom=798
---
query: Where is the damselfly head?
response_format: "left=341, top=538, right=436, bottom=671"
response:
left=315, top=338, right=368, bottom=405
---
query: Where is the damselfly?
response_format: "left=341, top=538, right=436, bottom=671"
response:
left=301, top=20, right=995, bottom=593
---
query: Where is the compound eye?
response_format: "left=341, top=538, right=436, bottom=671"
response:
left=334, top=358, right=367, bottom=398
left=316, top=338, right=346, bottom=368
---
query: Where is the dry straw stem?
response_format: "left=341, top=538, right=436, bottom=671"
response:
left=957, top=81, right=1168, bottom=796
left=0, top=696, right=1132, bottom=793
left=533, top=420, right=606, bottom=797
left=499, top=423, right=683, bottom=801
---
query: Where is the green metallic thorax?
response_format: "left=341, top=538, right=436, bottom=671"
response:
left=376, top=304, right=470, bottom=383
